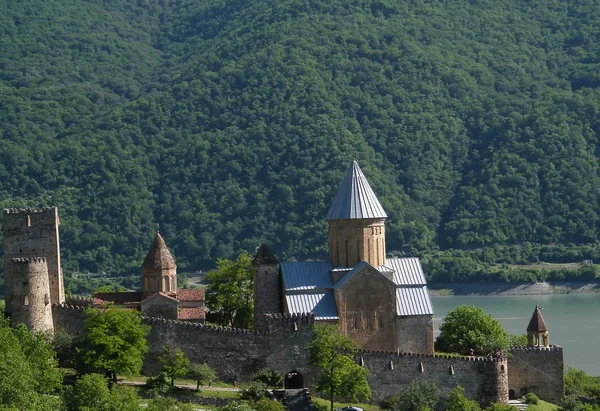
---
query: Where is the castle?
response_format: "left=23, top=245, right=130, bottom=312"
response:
left=1, top=161, right=564, bottom=405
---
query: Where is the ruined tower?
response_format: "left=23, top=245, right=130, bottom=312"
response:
left=8, top=257, right=54, bottom=334
left=527, top=305, right=549, bottom=348
left=253, top=244, right=281, bottom=332
left=2, top=207, right=64, bottom=316
left=142, top=232, right=177, bottom=297
left=326, top=160, right=388, bottom=268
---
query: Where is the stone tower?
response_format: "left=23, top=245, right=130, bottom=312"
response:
left=9, top=257, right=54, bottom=334
left=527, top=305, right=549, bottom=347
left=2, top=207, right=64, bottom=316
left=142, top=232, right=177, bottom=297
left=326, top=160, right=388, bottom=268
left=253, top=244, right=280, bottom=332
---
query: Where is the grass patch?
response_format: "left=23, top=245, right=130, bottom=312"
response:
left=197, top=390, right=240, bottom=399
left=525, top=400, right=559, bottom=411
left=312, top=397, right=382, bottom=411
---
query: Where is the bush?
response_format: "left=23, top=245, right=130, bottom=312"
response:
left=484, top=404, right=518, bottom=411
left=241, top=381, right=270, bottom=401
left=525, top=392, right=540, bottom=405
left=146, top=371, right=171, bottom=393
left=381, top=380, right=440, bottom=411
left=252, top=368, right=283, bottom=388
left=251, top=398, right=286, bottom=411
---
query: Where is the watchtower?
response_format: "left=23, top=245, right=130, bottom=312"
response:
left=2, top=207, right=64, bottom=316
left=9, top=257, right=54, bottom=334
left=253, top=244, right=281, bottom=331
left=326, top=160, right=388, bottom=268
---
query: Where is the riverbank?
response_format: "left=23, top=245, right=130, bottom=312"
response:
left=428, top=281, right=600, bottom=296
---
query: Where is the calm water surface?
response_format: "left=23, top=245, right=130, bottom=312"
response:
left=431, top=294, right=600, bottom=375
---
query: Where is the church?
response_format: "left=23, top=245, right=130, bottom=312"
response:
left=254, top=160, right=434, bottom=354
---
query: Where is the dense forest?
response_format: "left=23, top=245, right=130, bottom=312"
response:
left=1, top=0, right=600, bottom=282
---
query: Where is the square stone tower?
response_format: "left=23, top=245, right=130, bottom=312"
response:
left=2, top=207, right=64, bottom=315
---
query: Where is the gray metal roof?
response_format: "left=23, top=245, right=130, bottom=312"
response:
left=326, top=160, right=388, bottom=220
left=281, top=261, right=332, bottom=291
left=396, top=286, right=434, bottom=316
left=381, top=257, right=427, bottom=286
left=285, top=292, right=339, bottom=320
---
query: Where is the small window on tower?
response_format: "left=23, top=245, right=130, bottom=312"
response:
left=24, top=296, right=29, bottom=306
left=27, top=215, right=31, bottom=227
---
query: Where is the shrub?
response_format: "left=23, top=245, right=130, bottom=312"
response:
left=251, top=398, right=286, bottom=411
left=252, top=368, right=283, bottom=388
left=241, top=381, right=270, bottom=401
left=525, top=392, right=539, bottom=405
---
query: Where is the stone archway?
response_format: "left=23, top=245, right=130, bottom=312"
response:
left=509, top=389, right=516, bottom=400
left=284, top=370, right=304, bottom=389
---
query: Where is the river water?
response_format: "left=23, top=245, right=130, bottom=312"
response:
left=430, top=294, right=600, bottom=375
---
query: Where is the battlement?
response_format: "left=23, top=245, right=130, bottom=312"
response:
left=358, top=349, right=504, bottom=363
left=142, top=315, right=267, bottom=336
left=53, top=303, right=87, bottom=311
left=509, top=344, right=563, bottom=353
left=10, top=257, right=48, bottom=265
left=265, top=312, right=315, bottom=324
left=64, top=296, right=93, bottom=307
left=3, top=207, right=57, bottom=215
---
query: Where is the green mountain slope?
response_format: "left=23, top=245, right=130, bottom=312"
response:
left=1, top=0, right=600, bottom=276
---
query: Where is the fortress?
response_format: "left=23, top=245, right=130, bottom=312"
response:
left=2, top=161, right=564, bottom=405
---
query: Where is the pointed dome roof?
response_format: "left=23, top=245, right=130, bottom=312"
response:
left=527, top=305, right=548, bottom=332
left=326, top=160, right=388, bottom=220
left=142, top=232, right=176, bottom=270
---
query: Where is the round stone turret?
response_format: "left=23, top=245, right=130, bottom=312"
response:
left=9, top=257, right=54, bottom=335
left=142, top=232, right=177, bottom=296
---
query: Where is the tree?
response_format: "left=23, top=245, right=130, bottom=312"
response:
left=445, top=386, right=481, bottom=411
left=205, top=251, right=254, bottom=329
left=307, top=325, right=371, bottom=411
left=0, top=319, right=62, bottom=410
left=159, top=346, right=190, bottom=386
left=251, top=398, right=286, bottom=411
left=146, top=395, right=195, bottom=411
left=382, top=380, right=440, bottom=411
left=252, top=368, right=283, bottom=388
left=188, top=363, right=217, bottom=391
left=435, top=306, right=510, bottom=355
left=62, top=373, right=140, bottom=411
left=74, top=307, right=150, bottom=381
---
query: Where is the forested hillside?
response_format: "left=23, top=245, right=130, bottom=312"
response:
left=1, top=0, right=600, bottom=278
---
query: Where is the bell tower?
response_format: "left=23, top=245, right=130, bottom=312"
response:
left=326, top=161, right=388, bottom=268
left=527, top=305, right=549, bottom=348
left=142, top=232, right=177, bottom=297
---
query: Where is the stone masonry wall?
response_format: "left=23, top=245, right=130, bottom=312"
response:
left=396, top=315, right=434, bottom=355
left=328, top=218, right=386, bottom=268
left=3, top=207, right=64, bottom=314
left=361, top=350, right=508, bottom=405
left=508, top=345, right=564, bottom=404
left=253, top=249, right=281, bottom=332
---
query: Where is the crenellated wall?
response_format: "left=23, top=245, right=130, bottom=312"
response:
left=508, top=345, right=564, bottom=404
left=359, top=350, right=508, bottom=404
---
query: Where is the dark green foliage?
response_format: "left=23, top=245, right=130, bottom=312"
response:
left=252, top=368, right=283, bottom=389
left=251, top=398, right=286, bottom=411
left=525, top=392, right=540, bottom=405
left=62, top=373, right=140, bottom=411
left=307, top=325, right=370, bottom=411
left=565, top=368, right=600, bottom=399
left=240, top=381, right=270, bottom=401
left=435, top=306, right=509, bottom=355
left=509, top=334, right=528, bottom=347
left=2, top=0, right=600, bottom=282
left=146, top=372, right=171, bottom=394
left=74, top=307, right=150, bottom=379
left=445, top=386, right=481, bottom=411
left=188, top=363, right=218, bottom=391
left=381, top=380, right=440, bottom=411
left=205, top=251, right=254, bottom=328
left=159, top=346, right=190, bottom=386
left=484, top=404, right=518, bottom=411
left=560, top=396, right=600, bottom=411
left=0, top=319, right=62, bottom=410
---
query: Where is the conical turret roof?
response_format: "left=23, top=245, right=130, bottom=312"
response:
left=526, top=305, right=548, bottom=332
left=326, top=160, right=387, bottom=220
left=142, top=232, right=176, bottom=270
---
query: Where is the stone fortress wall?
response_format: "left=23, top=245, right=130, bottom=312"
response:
left=507, top=345, right=564, bottom=404
left=52, top=305, right=509, bottom=404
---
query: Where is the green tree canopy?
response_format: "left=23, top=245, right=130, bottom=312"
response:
left=62, top=373, right=140, bottom=411
left=445, top=386, right=481, bottom=411
left=74, top=307, right=150, bottom=380
left=307, top=325, right=370, bottom=411
left=205, top=251, right=254, bottom=329
left=435, top=306, right=509, bottom=355
left=188, top=363, right=217, bottom=391
left=159, top=346, right=190, bottom=386
left=382, top=380, right=440, bottom=411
